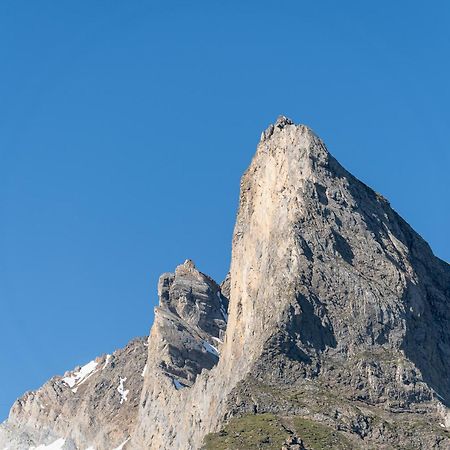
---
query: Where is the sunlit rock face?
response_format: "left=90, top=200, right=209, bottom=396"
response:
left=1, top=117, right=449, bottom=450
left=0, top=338, right=147, bottom=450
left=134, top=116, right=450, bottom=450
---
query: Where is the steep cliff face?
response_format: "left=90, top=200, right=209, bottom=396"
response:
left=1, top=117, right=449, bottom=450
left=133, top=116, right=450, bottom=449
left=133, top=260, right=228, bottom=448
left=152, top=259, right=228, bottom=388
left=200, top=116, right=450, bottom=449
left=226, top=115, right=450, bottom=400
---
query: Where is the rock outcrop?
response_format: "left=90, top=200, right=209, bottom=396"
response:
left=151, top=259, right=228, bottom=389
left=132, top=260, right=228, bottom=448
left=1, top=116, right=449, bottom=449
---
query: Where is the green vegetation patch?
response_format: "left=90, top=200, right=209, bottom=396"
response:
left=203, top=414, right=288, bottom=450
left=292, top=416, right=351, bottom=450
left=202, top=413, right=352, bottom=450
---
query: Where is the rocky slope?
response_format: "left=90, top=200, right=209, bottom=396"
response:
left=1, top=116, right=449, bottom=449
left=0, top=338, right=147, bottom=450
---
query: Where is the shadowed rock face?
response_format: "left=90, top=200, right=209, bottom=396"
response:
left=1, top=117, right=449, bottom=449
left=146, top=259, right=228, bottom=389
left=132, top=260, right=230, bottom=449
left=158, top=259, right=228, bottom=347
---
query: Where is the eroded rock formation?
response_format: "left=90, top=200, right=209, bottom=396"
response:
left=1, top=117, right=449, bottom=449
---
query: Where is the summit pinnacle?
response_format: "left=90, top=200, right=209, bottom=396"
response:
left=275, top=114, right=294, bottom=128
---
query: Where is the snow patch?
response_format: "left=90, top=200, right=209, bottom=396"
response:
left=102, top=354, right=111, bottom=370
left=172, top=378, right=185, bottom=390
left=111, top=438, right=130, bottom=450
left=29, top=438, right=66, bottom=450
left=62, top=360, right=98, bottom=389
left=117, top=377, right=129, bottom=404
left=202, top=340, right=219, bottom=357
left=141, top=364, right=147, bottom=377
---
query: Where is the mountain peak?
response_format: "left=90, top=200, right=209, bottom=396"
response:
left=259, top=116, right=329, bottom=165
left=2, top=119, right=449, bottom=450
left=275, top=114, right=294, bottom=128
left=174, top=258, right=197, bottom=275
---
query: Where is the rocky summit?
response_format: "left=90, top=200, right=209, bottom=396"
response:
left=1, top=116, right=449, bottom=450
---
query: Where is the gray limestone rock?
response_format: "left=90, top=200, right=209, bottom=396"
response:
left=1, top=117, right=449, bottom=450
left=0, top=338, right=147, bottom=450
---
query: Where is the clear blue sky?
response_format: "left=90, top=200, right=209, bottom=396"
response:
left=0, top=1, right=449, bottom=420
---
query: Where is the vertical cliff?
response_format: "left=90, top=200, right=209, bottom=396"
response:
left=132, top=116, right=450, bottom=449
